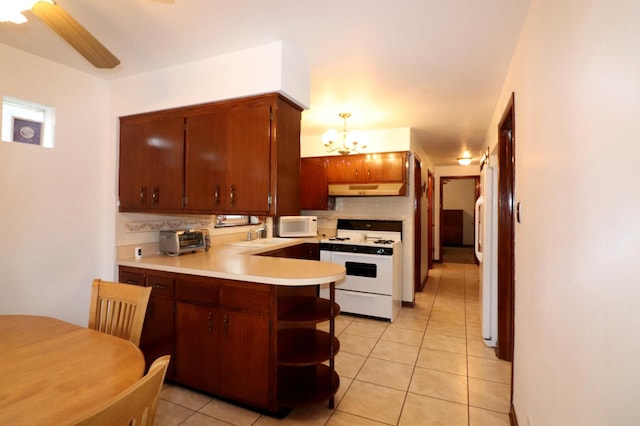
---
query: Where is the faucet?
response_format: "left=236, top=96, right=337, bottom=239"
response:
left=247, top=225, right=266, bottom=241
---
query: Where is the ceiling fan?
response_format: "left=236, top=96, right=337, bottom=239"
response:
left=1, top=0, right=173, bottom=69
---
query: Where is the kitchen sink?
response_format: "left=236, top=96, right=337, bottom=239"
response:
left=226, top=237, right=291, bottom=248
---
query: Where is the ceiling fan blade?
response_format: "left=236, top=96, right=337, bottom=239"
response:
left=30, top=1, right=120, bottom=69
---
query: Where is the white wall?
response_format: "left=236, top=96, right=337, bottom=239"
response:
left=0, top=44, right=112, bottom=326
left=487, top=1, right=640, bottom=424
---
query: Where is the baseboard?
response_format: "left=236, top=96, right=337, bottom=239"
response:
left=509, top=403, right=518, bottom=426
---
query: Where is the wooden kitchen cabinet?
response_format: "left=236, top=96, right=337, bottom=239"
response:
left=174, top=276, right=274, bottom=410
left=120, top=93, right=303, bottom=216
left=119, top=113, right=185, bottom=212
left=300, top=157, right=333, bottom=210
left=118, top=259, right=338, bottom=414
left=119, top=266, right=176, bottom=378
left=363, top=152, right=407, bottom=182
left=326, top=151, right=408, bottom=184
left=276, top=284, right=340, bottom=409
left=174, top=276, right=220, bottom=393
left=326, top=156, right=363, bottom=183
left=257, top=242, right=320, bottom=260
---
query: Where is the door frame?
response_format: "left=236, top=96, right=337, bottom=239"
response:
left=438, top=175, right=480, bottom=260
left=496, top=92, right=516, bottom=363
left=427, top=170, right=435, bottom=270
left=414, top=155, right=425, bottom=293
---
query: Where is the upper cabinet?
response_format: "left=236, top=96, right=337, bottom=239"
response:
left=326, top=152, right=407, bottom=184
left=119, top=93, right=302, bottom=216
left=119, top=112, right=186, bottom=212
left=300, top=152, right=409, bottom=210
left=300, top=157, right=332, bottom=210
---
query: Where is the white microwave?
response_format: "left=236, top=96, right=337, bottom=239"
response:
left=276, top=216, right=318, bottom=237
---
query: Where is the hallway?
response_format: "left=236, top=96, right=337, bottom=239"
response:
left=155, top=262, right=512, bottom=425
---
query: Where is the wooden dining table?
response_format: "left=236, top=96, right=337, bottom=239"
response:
left=0, top=315, right=145, bottom=424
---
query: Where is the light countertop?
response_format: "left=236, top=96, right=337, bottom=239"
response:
left=118, top=238, right=345, bottom=286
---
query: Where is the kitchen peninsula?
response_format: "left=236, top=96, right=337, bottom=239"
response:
left=117, top=238, right=344, bottom=415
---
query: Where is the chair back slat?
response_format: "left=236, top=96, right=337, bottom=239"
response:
left=73, top=355, right=170, bottom=426
left=88, top=279, right=151, bottom=347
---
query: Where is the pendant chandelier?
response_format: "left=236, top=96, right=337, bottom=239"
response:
left=322, top=112, right=367, bottom=156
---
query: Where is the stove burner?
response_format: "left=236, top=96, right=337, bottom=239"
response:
left=329, top=237, right=351, bottom=241
left=373, top=239, right=395, bottom=244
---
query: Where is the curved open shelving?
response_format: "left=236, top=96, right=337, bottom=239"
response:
left=277, top=296, right=340, bottom=324
left=278, top=328, right=340, bottom=366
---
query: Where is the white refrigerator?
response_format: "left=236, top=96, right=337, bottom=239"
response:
left=475, top=155, right=498, bottom=347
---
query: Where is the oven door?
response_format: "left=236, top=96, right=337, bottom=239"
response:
left=323, top=251, right=393, bottom=295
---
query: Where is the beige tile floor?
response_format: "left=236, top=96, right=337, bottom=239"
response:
left=155, top=262, right=512, bottom=425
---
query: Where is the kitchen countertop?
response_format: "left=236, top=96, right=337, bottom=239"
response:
left=118, top=238, right=345, bottom=286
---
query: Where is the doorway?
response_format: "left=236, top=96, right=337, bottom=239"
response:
left=439, top=176, right=479, bottom=264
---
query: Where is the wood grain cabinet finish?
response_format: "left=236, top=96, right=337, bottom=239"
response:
left=300, top=157, right=332, bottom=210
left=119, top=114, right=185, bottom=212
left=301, top=152, right=409, bottom=210
left=326, top=152, right=407, bottom=184
left=118, top=247, right=338, bottom=413
left=119, top=93, right=302, bottom=216
left=119, top=267, right=176, bottom=379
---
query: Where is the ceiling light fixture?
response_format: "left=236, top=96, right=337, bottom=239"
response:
left=0, top=0, right=53, bottom=24
left=322, top=112, right=368, bottom=156
left=457, top=155, right=472, bottom=166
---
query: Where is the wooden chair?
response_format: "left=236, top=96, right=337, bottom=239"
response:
left=74, top=355, right=170, bottom=426
left=88, top=279, right=152, bottom=347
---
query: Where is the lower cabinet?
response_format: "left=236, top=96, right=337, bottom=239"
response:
left=118, top=261, right=338, bottom=414
left=119, top=267, right=175, bottom=379
left=174, top=301, right=219, bottom=392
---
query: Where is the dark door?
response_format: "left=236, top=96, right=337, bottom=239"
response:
left=496, top=93, right=516, bottom=362
left=414, top=155, right=424, bottom=293
left=427, top=171, right=435, bottom=270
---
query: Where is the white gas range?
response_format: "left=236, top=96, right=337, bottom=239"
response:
left=319, top=219, right=403, bottom=322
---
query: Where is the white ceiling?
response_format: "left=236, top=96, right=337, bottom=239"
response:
left=0, top=0, right=530, bottom=165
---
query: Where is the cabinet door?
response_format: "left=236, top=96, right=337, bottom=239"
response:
left=119, top=115, right=185, bottom=212
left=219, top=309, right=271, bottom=407
left=300, top=157, right=329, bottom=210
left=141, top=275, right=175, bottom=377
left=364, top=152, right=407, bottom=182
left=174, top=302, right=219, bottom=393
left=326, top=156, right=364, bottom=183
left=184, top=106, right=228, bottom=211
left=225, top=99, right=272, bottom=213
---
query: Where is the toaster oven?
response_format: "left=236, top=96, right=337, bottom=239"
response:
left=159, top=230, right=207, bottom=255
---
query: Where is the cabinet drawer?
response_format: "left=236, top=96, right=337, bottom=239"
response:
left=147, top=275, right=175, bottom=298
left=176, top=276, right=219, bottom=304
left=220, top=281, right=271, bottom=313
left=119, top=267, right=146, bottom=286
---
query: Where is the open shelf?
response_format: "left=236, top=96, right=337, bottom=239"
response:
left=278, top=329, right=340, bottom=366
left=278, top=296, right=340, bottom=324
left=277, top=364, right=340, bottom=408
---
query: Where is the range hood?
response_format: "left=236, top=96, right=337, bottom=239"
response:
left=328, top=182, right=407, bottom=197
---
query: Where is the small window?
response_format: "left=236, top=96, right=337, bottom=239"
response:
left=215, top=215, right=261, bottom=228
left=2, top=96, right=55, bottom=148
